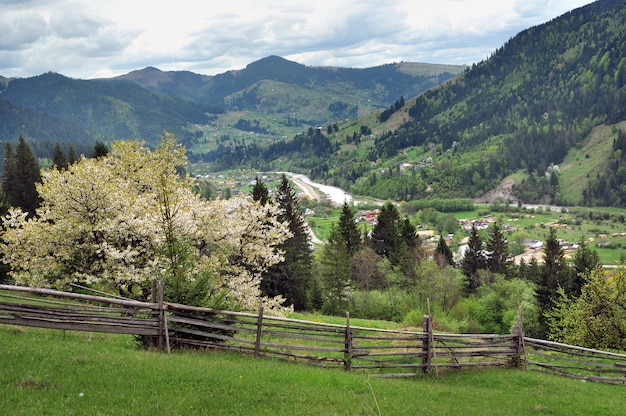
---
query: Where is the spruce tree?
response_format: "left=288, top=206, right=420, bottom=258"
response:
left=571, top=240, right=600, bottom=296
left=262, top=174, right=312, bottom=310
left=1, top=136, right=41, bottom=216
left=461, top=223, right=486, bottom=294
left=337, top=200, right=361, bottom=256
left=537, top=227, right=570, bottom=336
left=370, top=201, right=400, bottom=258
left=67, top=145, right=78, bottom=165
left=2, top=143, right=17, bottom=210
left=52, top=143, right=68, bottom=170
left=318, top=225, right=352, bottom=315
left=485, top=222, right=510, bottom=276
left=435, top=235, right=454, bottom=268
left=251, top=176, right=269, bottom=205
left=92, top=141, right=110, bottom=158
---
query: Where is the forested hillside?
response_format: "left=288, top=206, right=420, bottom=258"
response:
left=327, top=0, right=626, bottom=206
left=111, top=56, right=463, bottom=112
left=0, top=58, right=462, bottom=164
left=0, top=73, right=216, bottom=147
left=202, top=0, right=626, bottom=207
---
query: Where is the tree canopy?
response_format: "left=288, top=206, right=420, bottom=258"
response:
left=0, top=134, right=292, bottom=315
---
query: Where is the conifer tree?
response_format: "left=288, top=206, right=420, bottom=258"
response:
left=52, top=143, right=68, bottom=170
left=252, top=176, right=269, bottom=205
left=485, top=222, right=510, bottom=276
left=92, top=141, right=109, bottom=158
left=370, top=201, right=400, bottom=258
left=262, top=174, right=312, bottom=310
left=1, top=136, right=41, bottom=216
left=1, top=143, right=16, bottom=210
left=461, top=223, right=486, bottom=293
left=435, top=235, right=454, bottom=268
left=67, top=145, right=78, bottom=165
left=537, top=227, right=570, bottom=336
left=571, top=240, right=600, bottom=297
left=318, top=225, right=352, bottom=315
left=337, top=200, right=361, bottom=256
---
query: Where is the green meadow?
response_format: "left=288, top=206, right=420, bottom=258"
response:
left=1, top=325, right=623, bottom=415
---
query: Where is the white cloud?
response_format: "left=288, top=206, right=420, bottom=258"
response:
left=0, top=0, right=594, bottom=79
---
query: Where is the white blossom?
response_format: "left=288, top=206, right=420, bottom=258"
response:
left=1, top=135, right=292, bottom=315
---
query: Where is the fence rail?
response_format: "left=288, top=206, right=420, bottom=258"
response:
left=522, top=337, right=626, bottom=384
left=1, top=283, right=625, bottom=383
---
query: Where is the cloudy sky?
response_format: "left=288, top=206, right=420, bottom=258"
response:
left=1, top=0, right=594, bottom=79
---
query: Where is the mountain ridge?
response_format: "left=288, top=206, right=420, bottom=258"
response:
left=0, top=57, right=464, bottom=151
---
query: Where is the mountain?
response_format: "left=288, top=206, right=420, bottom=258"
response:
left=109, top=56, right=465, bottom=113
left=203, top=0, right=626, bottom=207
left=0, top=58, right=463, bottom=153
left=0, top=72, right=216, bottom=147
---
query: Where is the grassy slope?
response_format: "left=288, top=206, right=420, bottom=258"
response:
left=558, top=121, right=626, bottom=202
left=1, top=325, right=624, bottom=415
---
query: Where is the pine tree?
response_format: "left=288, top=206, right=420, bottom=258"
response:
left=251, top=176, right=269, bottom=205
left=262, top=174, right=312, bottom=310
left=461, top=223, right=486, bottom=293
left=1, top=136, right=41, bottom=216
left=485, top=222, right=510, bottom=276
left=337, top=201, right=361, bottom=256
left=537, top=227, right=570, bottom=336
left=2, top=143, right=17, bottom=210
left=318, top=225, right=352, bottom=315
left=435, top=235, right=454, bottom=268
left=571, top=240, right=600, bottom=297
left=67, top=145, right=78, bottom=165
left=370, top=201, right=400, bottom=258
left=92, top=141, right=109, bottom=158
left=52, top=143, right=68, bottom=170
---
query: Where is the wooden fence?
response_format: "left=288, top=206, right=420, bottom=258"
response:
left=522, top=337, right=626, bottom=384
left=1, top=283, right=625, bottom=383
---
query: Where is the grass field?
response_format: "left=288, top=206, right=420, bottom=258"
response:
left=1, top=325, right=624, bottom=415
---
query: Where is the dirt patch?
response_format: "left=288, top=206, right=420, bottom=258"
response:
left=473, top=178, right=519, bottom=205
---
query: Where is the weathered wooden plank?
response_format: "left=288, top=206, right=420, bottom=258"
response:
left=0, top=285, right=157, bottom=309
left=354, top=355, right=423, bottom=363
left=0, top=295, right=147, bottom=316
left=171, top=327, right=255, bottom=345
left=259, top=321, right=345, bottom=334
left=258, top=348, right=344, bottom=364
left=261, top=329, right=344, bottom=345
left=352, top=363, right=428, bottom=370
left=432, top=349, right=517, bottom=358
left=165, top=302, right=259, bottom=319
left=167, top=315, right=256, bottom=334
left=258, top=341, right=345, bottom=354
left=524, top=337, right=626, bottom=359
left=0, top=308, right=158, bottom=325
left=354, top=350, right=424, bottom=361
left=370, top=372, right=421, bottom=378
left=435, top=341, right=515, bottom=350
left=527, top=349, right=623, bottom=370
left=352, top=334, right=423, bottom=342
left=0, top=316, right=158, bottom=335
left=430, top=361, right=506, bottom=368
left=528, top=361, right=626, bottom=383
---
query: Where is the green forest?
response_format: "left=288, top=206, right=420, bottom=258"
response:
left=195, top=0, right=626, bottom=208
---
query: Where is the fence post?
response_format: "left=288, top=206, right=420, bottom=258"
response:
left=255, top=300, right=264, bottom=358
left=157, top=279, right=165, bottom=352
left=422, top=315, right=432, bottom=375
left=344, top=312, right=352, bottom=371
left=150, top=279, right=158, bottom=349
left=513, top=312, right=525, bottom=368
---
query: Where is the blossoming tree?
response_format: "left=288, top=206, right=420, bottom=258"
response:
left=1, top=134, right=292, bottom=315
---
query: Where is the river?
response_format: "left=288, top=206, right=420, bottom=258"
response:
left=281, top=172, right=353, bottom=205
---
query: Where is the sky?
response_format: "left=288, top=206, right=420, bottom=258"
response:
left=1, top=0, right=595, bottom=80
